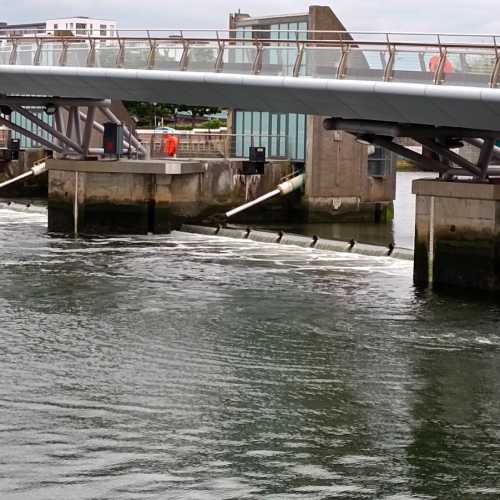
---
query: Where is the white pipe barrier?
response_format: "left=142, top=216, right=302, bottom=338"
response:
left=226, top=174, right=304, bottom=218
left=0, top=161, right=47, bottom=190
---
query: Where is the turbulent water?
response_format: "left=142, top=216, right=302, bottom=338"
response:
left=1, top=173, right=500, bottom=499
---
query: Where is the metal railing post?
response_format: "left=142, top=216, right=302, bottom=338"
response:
left=180, top=40, right=190, bottom=71
left=86, top=37, right=96, bottom=67
left=336, top=44, right=349, bottom=79
left=33, top=37, right=42, bottom=65
left=293, top=42, right=305, bottom=77
left=215, top=40, right=225, bottom=72
left=252, top=42, right=263, bottom=75
left=147, top=31, right=157, bottom=69
left=116, top=35, right=125, bottom=68
left=8, top=39, right=17, bottom=65
left=383, top=35, right=396, bottom=82
left=490, top=36, right=500, bottom=88
left=59, top=40, right=68, bottom=66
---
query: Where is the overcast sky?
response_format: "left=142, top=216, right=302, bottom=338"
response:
left=3, top=0, right=500, bottom=34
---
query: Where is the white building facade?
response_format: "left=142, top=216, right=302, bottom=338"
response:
left=45, top=17, right=117, bottom=37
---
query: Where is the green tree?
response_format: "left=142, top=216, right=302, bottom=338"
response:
left=124, top=102, right=176, bottom=128
left=177, top=105, right=221, bottom=128
left=124, top=101, right=221, bottom=129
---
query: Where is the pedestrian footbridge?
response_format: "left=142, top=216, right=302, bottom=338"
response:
left=1, top=29, right=500, bottom=177
left=1, top=30, right=500, bottom=129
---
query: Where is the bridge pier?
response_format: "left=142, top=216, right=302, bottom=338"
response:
left=413, top=179, right=500, bottom=291
left=47, top=159, right=295, bottom=235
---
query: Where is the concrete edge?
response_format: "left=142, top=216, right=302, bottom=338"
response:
left=179, top=224, right=414, bottom=261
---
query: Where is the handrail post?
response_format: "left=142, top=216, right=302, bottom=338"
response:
left=8, top=39, right=17, bottom=65
left=180, top=40, right=190, bottom=71
left=33, top=37, right=42, bottom=66
left=293, top=41, right=305, bottom=77
left=433, top=34, right=445, bottom=85
left=383, top=44, right=396, bottom=82
left=490, top=36, right=500, bottom=88
left=147, top=31, right=157, bottom=69
left=215, top=40, right=225, bottom=72
left=433, top=46, right=447, bottom=85
left=252, top=42, right=263, bottom=75
left=116, top=34, right=125, bottom=68
left=59, top=39, right=68, bottom=66
left=86, top=36, right=96, bottom=67
left=337, top=44, right=349, bottom=79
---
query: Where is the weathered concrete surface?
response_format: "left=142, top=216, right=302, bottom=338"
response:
left=303, top=6, right=396, bottom=223
left=48, top=158, right=294, bottom=235
left=413, top=178, right=500, bottom=291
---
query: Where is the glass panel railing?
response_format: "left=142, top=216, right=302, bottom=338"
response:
left=94, top=41, right=121, bottom=68
left=186, top=45, right=219, bottom=72
left=154, top=44, right=184, bottom=70
left=260, top=46, right=297, bottom=76
left=344, top=48, right=387, bottom=80
left=65, top=42, right=91, bottom=67
left=16, top=44, right=36, bottom=65
left=222, top=45, right=257, bottom=74
left=441, top=50, right=495, bottom=87
left=38, top=42, right=65, bottom=66
left=123, top=41, right=150, bottom=69
left=391, top=50, right=438, bottom=83
left=0, top=45, right=11, bottom=65
left=303, top=46, right=342, bottom=78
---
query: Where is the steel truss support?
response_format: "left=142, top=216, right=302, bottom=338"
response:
left=415, top=138, right=482, bottom=177
left=0, top=96, right=144, bottom=159
left=10, top=104, right=84, bottom=154
left=78, top=111, right=136, bottom=152
left=0, top=114, right=64, bottom=153
left=355, top=134, right=449, bottom=174
left=325, top=117, right=500, bottom=181
left=465, top=138, right=500, bottom=162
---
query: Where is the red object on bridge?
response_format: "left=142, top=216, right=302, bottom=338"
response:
left=428, top=54, right=454, bottom=74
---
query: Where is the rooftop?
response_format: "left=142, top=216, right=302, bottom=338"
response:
left=235, top=12, right=309, bottom=27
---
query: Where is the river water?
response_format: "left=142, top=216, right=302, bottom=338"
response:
left=1, top=173, right=500, bottom=499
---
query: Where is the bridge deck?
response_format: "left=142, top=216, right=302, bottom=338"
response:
left=1, top=30, right=500, bottom=131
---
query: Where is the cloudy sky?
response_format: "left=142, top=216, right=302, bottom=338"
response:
left=3, top=0, right=500, bottom=34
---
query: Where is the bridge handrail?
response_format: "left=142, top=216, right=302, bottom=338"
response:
left=2, top=28, right=500, bottom=42
left=2, top=30, right=500, bottom=88
left=1, top=32, right=500, bottom=50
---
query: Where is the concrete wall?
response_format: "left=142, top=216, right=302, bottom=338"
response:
left=413, top=179, right=500, bottom=291
left=305, top=6, right=395, bottom=221
left=48, top=159, right=295, bottom=235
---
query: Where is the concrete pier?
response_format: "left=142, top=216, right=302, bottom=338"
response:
left=47, top=159, right=294, bottom=234
left=413, top=179, right=500, bottom=291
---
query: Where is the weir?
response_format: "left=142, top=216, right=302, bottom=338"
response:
left=1, top=19, right=500, bottom=289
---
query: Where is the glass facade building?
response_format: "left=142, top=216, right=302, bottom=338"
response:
left=10, top=110, right=54, bottom=149
left=232, top=18, right=308, bottom=161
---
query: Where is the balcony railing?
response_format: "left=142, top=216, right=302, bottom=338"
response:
left=1, top=30, right=500, bottom=87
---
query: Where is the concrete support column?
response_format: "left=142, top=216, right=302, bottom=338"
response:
left=413, top=179, right=500, bottom=291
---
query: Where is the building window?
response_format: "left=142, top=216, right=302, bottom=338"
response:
left=54, top=24, right=58, bottom=29
left=76, top=22, right=86, bottom=35
left=234, top=110, right=306, bottom=161
left=100, top=24, right=107, bottom=36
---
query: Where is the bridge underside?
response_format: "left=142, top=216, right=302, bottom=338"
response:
left=1, top=66, right=500, bottom=132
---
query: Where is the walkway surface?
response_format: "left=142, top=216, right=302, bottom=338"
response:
left=1, top=30, right=500, bottom=130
